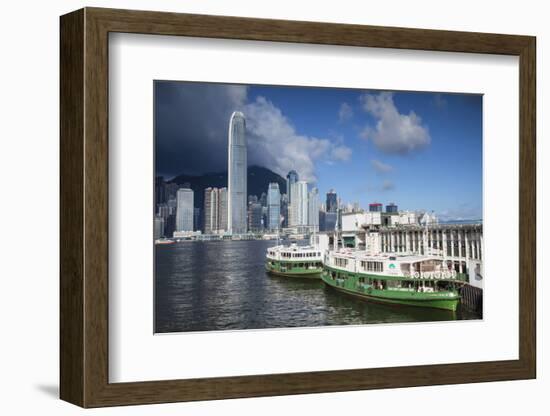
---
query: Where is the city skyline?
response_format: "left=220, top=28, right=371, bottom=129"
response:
left=155, top=81, right=482, bottom=222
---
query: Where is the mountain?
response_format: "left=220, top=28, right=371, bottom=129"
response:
left=168, top=165, right=287, bottom=210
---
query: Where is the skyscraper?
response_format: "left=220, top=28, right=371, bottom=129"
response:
left=324, top=212, right=338, bottom=232
left=155, top=176, right=166, bottom=206
left=176, top=188, right=194, bottom=232
left=281, top=193, right=289, bottom=227
left=218, top=187, right=228, bottom=231
left=290, top=181, right=308, bottom=226
left=267, top=182, right=281, bottom=230
left=204, top=187, right=219, bottom=234
left=227, top=111, right=247, bottom=234
left=308, top=187, right=320, bottom=231
left=248, top=202, right=263, bottom=232
left=204, top=187, right=228, bottom=234
left=286, top=170, right=299, bottom=204
left=164, top=182, right=179, bottom=201
left=326, top=189, right=338, bottom=213
left=154, top=215, right=165, bottom=239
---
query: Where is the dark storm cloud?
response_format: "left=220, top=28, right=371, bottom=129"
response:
left=154, top=81, right=352, bottom=181
left=154, top=81, right=247, bottom=178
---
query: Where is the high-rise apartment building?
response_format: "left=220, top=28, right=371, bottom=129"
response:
left=204, top=187, right=228, bottom=234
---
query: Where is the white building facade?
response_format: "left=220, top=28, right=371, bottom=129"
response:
left=307, top=187, right=319, bottom=231
left=289, top=181, right=308, bottom=226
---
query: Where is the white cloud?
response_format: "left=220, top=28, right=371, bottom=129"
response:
left=338, top=102, right=353, bottom=123
left=371, top=159, right=393, bottom=174
left=244, top=96, right=351, bottom=182
left=331, top=146, right=352, bottom=161
left=382, top=180, right=395, bottom=191
left=360, top=92, right=430, bottom=154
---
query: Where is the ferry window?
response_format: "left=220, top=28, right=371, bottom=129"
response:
left=365, top=261, right=383, bottom=272
left=335, top=258, right=348, bottom=267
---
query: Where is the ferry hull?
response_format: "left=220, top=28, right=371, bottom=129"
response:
left=321, top=273, right=460, bottom=312
left=265, top=263, right=322, bottom=279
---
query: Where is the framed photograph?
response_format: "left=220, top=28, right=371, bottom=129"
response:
left=60, top=7, right=536, bottom=407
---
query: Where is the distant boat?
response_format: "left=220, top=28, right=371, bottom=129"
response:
left=265, top=243, right=323, bottom=279
left=155, top=238, right=175, bottom=245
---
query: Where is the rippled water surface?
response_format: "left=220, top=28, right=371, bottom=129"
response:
left=155, top=240, right=481, bottom=333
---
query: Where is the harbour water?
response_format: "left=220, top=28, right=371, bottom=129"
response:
left=155, top=240, right=482, bottom=333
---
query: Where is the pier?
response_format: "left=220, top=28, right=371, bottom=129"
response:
left=379, top=223, right=483, bottom=275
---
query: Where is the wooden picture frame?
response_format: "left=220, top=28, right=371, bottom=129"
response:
left=60, top=7, right=536, bottom=408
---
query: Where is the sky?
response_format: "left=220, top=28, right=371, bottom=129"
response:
left=155, top=81, right=482, bottom=222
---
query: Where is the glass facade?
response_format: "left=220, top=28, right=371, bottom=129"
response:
left=290, top=181, right=308, bottom=226
left=176, top=188, right=194, bottom=231
left=267, top=182, right=281, bottom=230
left=326, top=190, right=338, bottom=213
left=248, top=202, right=263, bottom=232
left=227, top=111, right=247, bottom=234
left=286, top=170, right=299, bottom=204
left=308, top=187, right=319, bottom=231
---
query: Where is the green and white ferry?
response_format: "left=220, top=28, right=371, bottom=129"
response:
left=322, top=248, right=463, bottom=311
left=266, top=243, right=324, bottom=279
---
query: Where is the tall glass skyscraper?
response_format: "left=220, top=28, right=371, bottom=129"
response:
left=267, top=182, right=281, bottom=230
left=227, top=111, right=247, bottom=234
left=248, top=202, right=263, bottom=232
left=176, top=188, right=194, bottom=232
left=290, top=181, right=308, bottom=226
left=286, top=170, right=299, bottom=204
left=326, top=189, right=338, bottom=213
left=308, top=187, right=319, bottom=231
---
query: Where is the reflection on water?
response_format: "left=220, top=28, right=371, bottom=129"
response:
left=154, top=240, right=481, bottom=333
